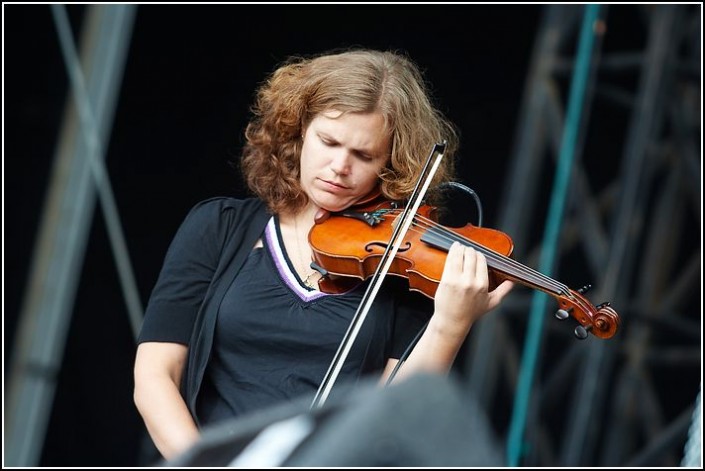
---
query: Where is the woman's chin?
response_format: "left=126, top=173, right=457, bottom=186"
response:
left=310, top=195, right=353, bottom=213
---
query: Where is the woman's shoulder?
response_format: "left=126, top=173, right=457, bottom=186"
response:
left=177, top=196, right=270, bottom=235
left=191, top=195, right=267, bottom=213
left=184, top=196, right=269, bottom=222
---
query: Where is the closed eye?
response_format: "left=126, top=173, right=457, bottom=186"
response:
left=353, top=150, right=374, bottom=161
left=320, top=136, right=375, bottom=162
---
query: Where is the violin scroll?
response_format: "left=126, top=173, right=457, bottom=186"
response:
left=554, top=288, right=621, bottom=339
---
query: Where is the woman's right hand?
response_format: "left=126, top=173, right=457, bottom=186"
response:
left=133, top=342, right=200, bottom=460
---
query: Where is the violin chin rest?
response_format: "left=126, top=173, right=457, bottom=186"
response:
left=314, top=208, right=331, bottom=224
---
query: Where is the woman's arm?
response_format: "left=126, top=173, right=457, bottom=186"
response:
left=382, top=242, right=514, bottom=383
left=133, top=342, right=200, bottom=460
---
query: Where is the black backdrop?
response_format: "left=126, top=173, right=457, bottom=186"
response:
left=6, top=3, right=640, bottom=466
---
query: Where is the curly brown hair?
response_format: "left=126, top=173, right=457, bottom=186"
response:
left=241, top=48, right=459, bottom=214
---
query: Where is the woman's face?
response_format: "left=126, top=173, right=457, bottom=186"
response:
left=300, top=110, right=391, bottom=213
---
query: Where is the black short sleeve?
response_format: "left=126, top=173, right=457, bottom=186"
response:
left=137, top=198, right=239, bottom=345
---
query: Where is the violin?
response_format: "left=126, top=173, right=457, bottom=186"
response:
left=309, top=198, right=620, bottom=340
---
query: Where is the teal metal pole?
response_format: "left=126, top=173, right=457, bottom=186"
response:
left=506, top=4, right=601, bottom=466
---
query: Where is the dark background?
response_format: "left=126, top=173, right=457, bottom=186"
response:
left=4, top=4, right=699, bottom=467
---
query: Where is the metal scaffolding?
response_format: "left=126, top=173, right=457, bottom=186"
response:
left=5, top=3, right=700, bottom=467
left=5, top=5, right=139, bottom=466
left=465, top=4, right=701, bottom=466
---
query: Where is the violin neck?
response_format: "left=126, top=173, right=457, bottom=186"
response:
left=421, top=227, right=569, bottom=297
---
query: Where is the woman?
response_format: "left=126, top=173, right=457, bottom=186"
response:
left=133, top=48, right=514, bottom=460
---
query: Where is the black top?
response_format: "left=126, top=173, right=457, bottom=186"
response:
left=138, top=197, right=433, bottom=426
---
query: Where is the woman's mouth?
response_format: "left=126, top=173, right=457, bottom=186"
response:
left=319, top=179, right=350, bottom=192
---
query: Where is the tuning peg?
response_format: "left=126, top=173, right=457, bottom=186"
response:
left=577, top=284, right=592, bottom=294
left=574, top=324, right=593, bottom=340
left=555, top=308, right=571, bottom=320
left=595, top=301, right=611, bottom=309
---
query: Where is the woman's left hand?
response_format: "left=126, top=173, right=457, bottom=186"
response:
left=433, top=241, right=514, bottom=338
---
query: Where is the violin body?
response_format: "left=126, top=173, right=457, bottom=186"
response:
left=309, top=200, right=513, bottom=298
left=309, top=198, right=620, bottom=340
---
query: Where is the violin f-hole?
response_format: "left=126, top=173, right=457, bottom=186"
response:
left=365, top=241, right=412, bottom=253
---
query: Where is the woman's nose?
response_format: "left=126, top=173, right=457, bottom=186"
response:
left=329, top=151, right=351, bottom=175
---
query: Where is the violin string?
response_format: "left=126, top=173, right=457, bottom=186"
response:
left=372, top=207, right=570, bottom=296
left=423, top=219, right=569, bottom=295
left=408, top=221, right=565, bottom=295
left=382, top=209, right=570, bottom=297
left=410, top=215, right=569, bottom=295
left=391, top=215, right=601, bottom=323
left=404, top=214, right=607, bottom=327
